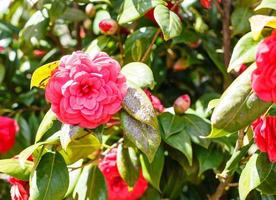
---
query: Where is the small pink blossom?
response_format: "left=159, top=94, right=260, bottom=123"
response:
left=173, top=94, right=191, bottom=114
left=45, top=51, right=127, bottom=128
left=144, top=89, right=165, bottom=113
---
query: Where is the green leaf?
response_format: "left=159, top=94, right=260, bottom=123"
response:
left=59, top=134, right=101, bottom=164
left=35, top=109, right=57, bottom=142
left=118, top=0, right=165, bottom=24
left=59, top=125, right=91, bottom=150
left=0, top=64, right=5, bottom=84
left=65, top=162, right=82, bottom=198
left=124, top=27, right=158, bottom=63
left=162, top=129, right=192, bottom=166
left=93, top=10, right=111, bottom=35
left=117, top=144, right=140, bottom=187
left=31, top=60, right=60, bottom=89
left=140, top=187, right=161, bottom=200
left=158, top=112, right=185, bottom=139
left=140, top=147, right=164, bottom=191
left=196, top=146, right=224, bottom=176
left=29, top=152, right=69, bottom=200
left=86, top=35, right=117, bottom=56
left=123, top=87, right=158, bottom=129
left=121, top=62, right=155, bottom=89
left=239, top=153, right=274, bottom=200
left=231, top=7, right=253, bottom=36
left=0, top=159, right=33, bottom=180
left=154, top=5, right=182, bottom=41
left=60, top=8, right=87, bottom=22
left=73, top=165, right=107, bottom=200
left=256, top=0, right=276, bottom=10
left=121, top=111, right=161, bottom=162
left=210, top=64, right=271, bottom=137
left=228, top=32, right=262, bottom=72
left=249, top=15, right=276, bottom=40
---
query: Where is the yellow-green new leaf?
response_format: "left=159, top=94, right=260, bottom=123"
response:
left=255, top=0, right=276, bottom=10
left=250, top=15, right=276, bottom=40
left=31, top=60, right=60, bottom=89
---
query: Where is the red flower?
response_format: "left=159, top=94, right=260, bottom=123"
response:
left=144, top=89, right=165, bottom=113
left=200, top=0, right=221, bottom=9
left=8, top=177, right=29, bottom=200
left=99, top=148, right=148, bottom=200
left=0, top=117, right=19, bottom=153
left=99, top=19, right=118, bottom=35
left=251, top=35, right=276, bottom=103
left=252, top=116, right=276, bottom=162
left=238, top=64, right=247, bottom=75
left=173, top=94, right=191, bottom=114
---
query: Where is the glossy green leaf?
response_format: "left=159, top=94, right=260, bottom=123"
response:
left=140, top=147, right=164, bottom=191
left=239, top=153, right=274, bottom=200
left=140, top=187, right=161, bottom=200
left=86, top=35, right=117, bottom=56
left=121, top=62, right=155, bottom=89
left=158, top=112, right=185, bottom=139
left=65, top=161, right=82, bottom=198
left=117, top=144, right=139, bottom=187
left=0, top=159, right=33, bottom=180
left=196, top=146, right=224, bottom=176
left=210, top=64, right=271, bottom=137
left=162, top=129, right=192, bottom=166
left=154, top=5, right=182, bottom=41
left=256, top=0, right=276, bottom=10
left=123, top=87, right=158, bottom=129
left=35, top=109, right=57, bottom=142
left=29, top=152, right=69, bottom=200
left=121, top=112, right=161, bottom=162
left=59, top=134, right=101, bottom=164
left=228, top=33, right=262, bottom=72
left=118, top=0, right=165, bottom=24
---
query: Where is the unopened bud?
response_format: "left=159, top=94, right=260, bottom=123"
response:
left=173, top=94, right=191, bottom=114
left=99, top=19, right=118, bottom=35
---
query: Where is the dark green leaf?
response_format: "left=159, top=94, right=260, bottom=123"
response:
left=159, top=112, right=185, bottom=139
left=29, top=152, right=69, bottom=200
left=231, top=7, right=253, bottom=36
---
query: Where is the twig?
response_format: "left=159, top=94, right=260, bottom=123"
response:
left=222, top=0, right=232, bottom=67
left=140, top=29, right=161, bottom=62
left=214, top=0, right=223, bottom=16
left=74, top=2, right=82, bottom=50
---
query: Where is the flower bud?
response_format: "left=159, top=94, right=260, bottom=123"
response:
left=173, top=94, right=191, bottom=114
left=85, top=3, right=96, bottom=18
left=99, top=19, right=118, bottom=35
left=173, top=58, right=189, bottom=71
left=33, top=49, right=46, bottom=57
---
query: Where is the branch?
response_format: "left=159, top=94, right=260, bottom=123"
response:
left=222, top=0, right=232, bottom=67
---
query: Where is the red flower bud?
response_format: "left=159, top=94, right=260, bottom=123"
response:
left=173, top=94, right=191, bottom=114
left=187, top=39, right=202, bottom=49
left=0, top=117, right=18, bottom=153
left=33, top=50, right=46, bottom=57
left=0, top=46, right=4, bottom=53
left=99, top=19, right=118, bottom=35
left=85, top=3, right=96, bottom=18
left=144, top=89, right=165, bottom=113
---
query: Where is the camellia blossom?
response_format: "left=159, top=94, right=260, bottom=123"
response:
left=45, top=51, right=127, bottom=128
left=200, top=0, right=221, bottom=9
left=251, top=35, right=276, bottom=104
left=99, top=148, right=148, bottom=200
left=0, top=117, right=19, bottom=153
left=8, top=177, right=29, bottom=200
left=144, top=89, right=165, bottom=113
left=252, top=116, right=276, bottom=162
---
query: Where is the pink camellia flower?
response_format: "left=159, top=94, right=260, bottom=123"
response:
left=251, top=35, right=276, bottom=104
left=144, top=89, right=165, bottom=113
left=252, top=116, right=276, bottom=162
left=200, top=0, right=221, bottom=9
left=173, top=94, right=191, bottom=114
left=45, top=51, right=127, bottom=128
left=99, top=148, right=148, bottom=200
left=0, top=117, right=19, bottom=153
left=8, top=177, right=29, bottom=200
left=99, top=19, right=118, bottom=35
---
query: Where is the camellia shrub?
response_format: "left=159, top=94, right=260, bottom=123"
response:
left=1, top=0, right=276, bottom=199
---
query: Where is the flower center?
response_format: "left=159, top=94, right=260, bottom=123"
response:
left=80, top=84, right=92, bottom=95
